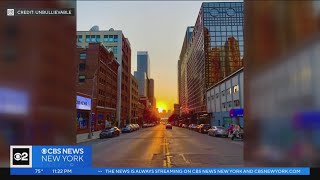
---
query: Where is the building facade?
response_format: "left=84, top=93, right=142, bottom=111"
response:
left=174, top=104, right=181, bottom=115
left=134, top=51, right=150, bottom=97
left=134, top=71, right=148, bottom=97
left=148, top=78, right=155, bottom=108
left=179, top=2, right=244, bottom=117
left=206, top=67, right=243, bottom=128
left=77, top=27, right=131, bottom=127
left=131, top=74, right=139, bottom=124
left=137, top=51, right=150, bottom=78
left=76, top=43, right=119, bottom=133
left=178, top=26, right=194, bottom=114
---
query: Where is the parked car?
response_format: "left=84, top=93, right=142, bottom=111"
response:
left=188, top=124, right=197, bottom=130
left=166, top=123, right=172, bottom=129
left=100, top=127, right=121, bottom=138
left=122, top=125, right=133, bottom=133
left=198, top=124, right=211, bottom=133
left=194, top=124, right=201, bottom=131
left=208, top=126, right=228, bottom=137
left=134, top=124, right=140, bottom=130
left=129, top=124, right=137, bottom=131
left=182, top=124, right=188, bottom=128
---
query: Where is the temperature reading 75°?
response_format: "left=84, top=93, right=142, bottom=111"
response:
left=35, top=169, right=43, bottom=174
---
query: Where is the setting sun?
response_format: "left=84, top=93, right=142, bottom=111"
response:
left=157, top=101, right=167, bottom=113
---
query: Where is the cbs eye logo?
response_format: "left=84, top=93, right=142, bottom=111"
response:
left=10, top=146, right=32, bottom=168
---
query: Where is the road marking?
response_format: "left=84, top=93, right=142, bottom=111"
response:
left=162, top=126, right=171, bottom=168
left=166, top=155, right=172, bottom=168
left=179, top=154, right=190, bottom=164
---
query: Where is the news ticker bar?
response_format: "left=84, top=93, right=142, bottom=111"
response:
left=11, top=168, right=310, bottom=175
left=6, top=8, right=75, bottom=16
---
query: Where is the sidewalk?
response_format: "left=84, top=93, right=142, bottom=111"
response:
left=76, top=131, right=101, bottom=144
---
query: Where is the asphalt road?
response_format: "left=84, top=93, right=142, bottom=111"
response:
left=80, top=124, right=244, bottom=167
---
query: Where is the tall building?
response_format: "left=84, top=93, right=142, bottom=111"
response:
left=174, top=104, right=181, bottom=115
left=131, top=75, right=139, bottom=124
left=76, top=43, right=119, bottom=133
left=77, top=27, right=131, bottom=127
left=134, top=71, right=148, bottom=97
left=134, top=51, right=150, bottom=97
left=179, top=2, right=244, bottom=116
left=148, top=79, right=155, bottom=108
left=137, top=51, right=150, bottom=78
left=178, top=26, right=194, bottom=114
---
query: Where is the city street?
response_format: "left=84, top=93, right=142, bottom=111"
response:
left=80, top=124, right=244, bottom=167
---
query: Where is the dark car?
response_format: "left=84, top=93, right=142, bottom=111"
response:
left=100, top=127, right=121, bottom=139
left=198, top=124, right=211, bottom=133
left=166, top=123, right=172, bottom=129
left=121, top=125, right=133, bottom=133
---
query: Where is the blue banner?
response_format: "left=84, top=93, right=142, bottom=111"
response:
left=32, top=146, right=92, bottom=168
left=11, top=167, right=310, bottom=175
left=10, top=145, right=92, bottom=168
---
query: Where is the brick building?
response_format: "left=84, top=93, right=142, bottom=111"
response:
left=77, top=28, right=132, bottom=127
left=76, top=43, right=119, bottom=134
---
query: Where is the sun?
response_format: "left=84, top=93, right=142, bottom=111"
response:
left=157, top=101, right=167, bottom=113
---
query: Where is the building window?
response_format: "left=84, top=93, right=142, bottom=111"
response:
left=91, top=35, right=96, bottom=42
left=223, top=103, right=226, bottom=108
left=104, top=35, right=109, bottom=42
left=78, top=35, right=83, bottom=43
left=109, top=35, right=114, bottom=42
left=234, top=100, right=240, bottom=107
left=79, top=63, right=86, bottom=71
left=79, top=75, right=85, bottom=82
left=113, top=47, right=118, bottom=55
left=216, top=93, right=219, bottom=98
left=114, top=35, right=118, bottom=42
left=96, top=35, right=101, bottom=42
left=233, top=85, right=239, bottom=93
left=80, top=53, right=87, bottom=59
left=222, top=90, right=225, bottom=96
left=85, top=35, right=90, bottom=42
left=228, top=88, right=232, bottom=95
left=229, top=101, right=232, bottom=107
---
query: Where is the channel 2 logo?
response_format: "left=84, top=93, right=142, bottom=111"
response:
left=10, top=146, right=32, bottom=168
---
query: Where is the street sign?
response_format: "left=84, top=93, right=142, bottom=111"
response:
left=229, top=108, right=244, bottom=117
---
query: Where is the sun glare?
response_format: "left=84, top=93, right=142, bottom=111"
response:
left=157, top=101, right=167, bottom=113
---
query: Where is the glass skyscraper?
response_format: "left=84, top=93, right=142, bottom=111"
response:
left=137, top=51, right=150, bottom=78
left=135, top=51, right=150, bottom=97
left=179, top=2, right=244, bottom=114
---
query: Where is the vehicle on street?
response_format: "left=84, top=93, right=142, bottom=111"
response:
left=194, top=124, right=201, bottom=131
left=166, top=123, right=172, bottom=129
left=122, top=125, right=133, bottom=133
left=129, top=124, right=137, bottom=131
left=188, top=124, right=197, bottom=130
left=100, top=127, right=121, bottom=138
left=134, top=124, right=140, bottom=130
left=182, top=124, right=188, bottom=128
left=198, top=124, right=211, bottom=133
left=208, top=126, right=228, bottom=137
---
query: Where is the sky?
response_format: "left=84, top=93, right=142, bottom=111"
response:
left=77, top=1, right=203, bottom=111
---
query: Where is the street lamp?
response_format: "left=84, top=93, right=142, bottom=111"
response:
left=88, top=69, right=98, bottom=139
